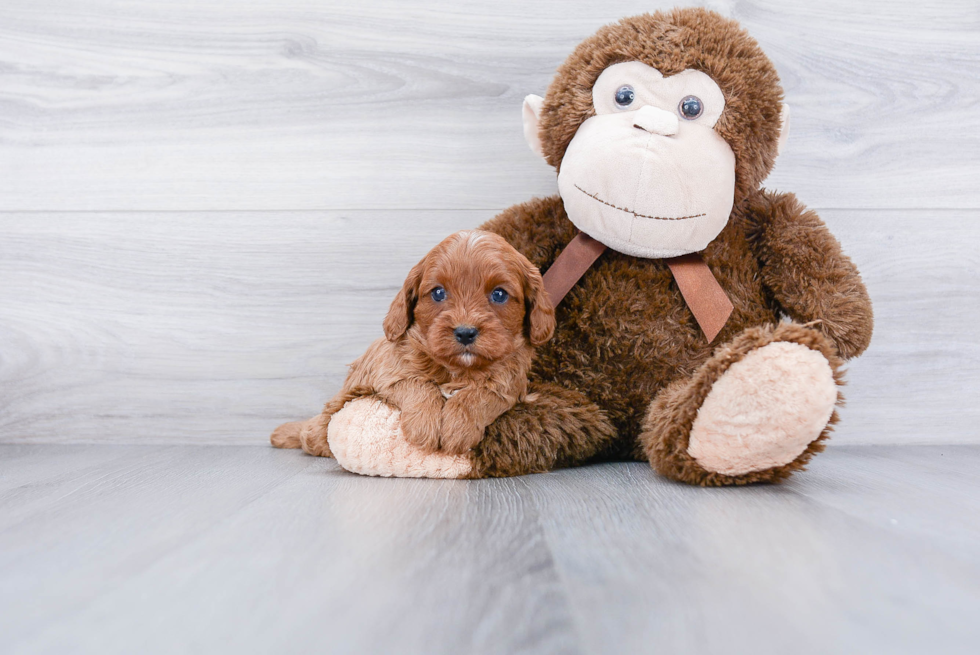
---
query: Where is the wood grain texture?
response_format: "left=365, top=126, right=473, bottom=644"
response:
left=1, top=444, right=978, bottom=654
left=1, top=209, right=977, bottom=446
left=0, top=444, right=578, bottom=655
left=0, top=0, right=977, bottom=211
left=526, top=447, right=980, bottom=654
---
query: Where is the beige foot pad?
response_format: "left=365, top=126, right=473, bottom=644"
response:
left=327, top=397, right=473, bottom=479
left=687, top=341, right=837, bottom=476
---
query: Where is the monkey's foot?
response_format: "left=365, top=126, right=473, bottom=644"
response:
left=327, top=397, right=473, bottom=479
left=687, top=340, right=838, bottom=476
left=643, top=323, right=843, bottom=485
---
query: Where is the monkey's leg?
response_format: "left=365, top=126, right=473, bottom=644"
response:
left=325, top=384, right=615, bottom=478
left=640, top=323, right=844, bottom=486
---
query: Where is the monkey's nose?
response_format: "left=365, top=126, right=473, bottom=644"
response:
left=454, top=326, right=479, bottom=346
left=633, top=105, right=678, bottom=136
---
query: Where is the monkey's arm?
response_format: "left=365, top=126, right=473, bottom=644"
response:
left=745, top=190, right=873, bottom=359
left=479, top=196, right=579, bottom=270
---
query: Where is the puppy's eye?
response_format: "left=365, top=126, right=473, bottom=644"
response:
left=614, top=85, right=635, bottom=109
left=431, top=287, right=447, bottom=302
left=490, top=288, right=509, bottom=304
left=678, top=95, right=703, bottom=120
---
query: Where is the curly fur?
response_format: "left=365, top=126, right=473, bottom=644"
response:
left=271, top=230, right=555, bottom=457
left=274, top=9, right=874, bottom=486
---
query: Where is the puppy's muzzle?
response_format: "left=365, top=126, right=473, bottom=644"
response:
left=453, top=325, right=479, bottom=346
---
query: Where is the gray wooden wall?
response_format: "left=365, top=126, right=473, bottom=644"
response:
left=1, top=0, right=978, bottom=446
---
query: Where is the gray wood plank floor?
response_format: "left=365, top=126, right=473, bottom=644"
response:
left=1, top=444, right=978, bottom=654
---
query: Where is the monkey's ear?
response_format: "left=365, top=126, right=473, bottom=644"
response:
left=522, top=94, right=545, bottom=158
left=383, top=259, right=425, bottom=342
left=776, top=103, right=790, bottom=157
left=522, top=261, right=556, bottom=346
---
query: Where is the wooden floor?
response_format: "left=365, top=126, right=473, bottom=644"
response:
left=1, top=444, right=977, bottom=654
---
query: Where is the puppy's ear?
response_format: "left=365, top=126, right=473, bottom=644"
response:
left=523, top=261, right=556, bottom=346
left=383, top=258, right=426, bottom=341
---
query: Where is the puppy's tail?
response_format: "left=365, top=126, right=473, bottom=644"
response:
left=270, top=420, right=305, bottom=449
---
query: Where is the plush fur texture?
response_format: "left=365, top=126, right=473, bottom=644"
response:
left=271, top=230, right=555, bottom=458
left=641, top=323, right=845, bottom=485
left=538, top=9, right=785, bottom=202
left=470, top=382, right=617, bottom=478
left=471, top=9, right=873, bottom=484
left=480, top=191, right=869, bottom=465
left=328, top=397, right=473, bottom=478
left=686, top=340, right=838, bottom=476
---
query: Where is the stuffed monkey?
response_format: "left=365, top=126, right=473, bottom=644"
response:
left=280, top=8, right=873, bottom=486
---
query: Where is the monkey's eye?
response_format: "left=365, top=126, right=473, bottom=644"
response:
left=431, top=287, right=447, bottom=302
left=679, top=95, right=703, bottom=120
left=614, top=85, right=635, bottom=108
left=490, top=288, right=509, bottom=304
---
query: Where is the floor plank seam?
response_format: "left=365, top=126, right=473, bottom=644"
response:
left=516, top=475, right=592, bottom=655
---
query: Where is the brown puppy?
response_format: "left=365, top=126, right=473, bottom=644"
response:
left=271, top=230, right=555, bottom=456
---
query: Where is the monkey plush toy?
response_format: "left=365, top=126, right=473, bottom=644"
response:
left=307, top=8, right=874, bottom=486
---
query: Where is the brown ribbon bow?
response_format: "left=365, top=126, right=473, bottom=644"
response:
left=541, top=232, right=733, bottom=343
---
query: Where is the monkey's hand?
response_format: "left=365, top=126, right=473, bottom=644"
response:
left=326, top=397, right=473, bottom=479
left=746, top=190, right=873, bottom=359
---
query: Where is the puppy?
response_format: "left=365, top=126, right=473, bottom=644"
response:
left=271, top=230, right=555, bottom=456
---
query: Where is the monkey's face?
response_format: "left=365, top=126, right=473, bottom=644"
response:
left=522, top=11, right=789, bottom=258
left=555, top=62, right=736, bottom=259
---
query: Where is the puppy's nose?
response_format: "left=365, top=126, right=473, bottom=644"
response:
left=454, top=326, right=479, bottom=346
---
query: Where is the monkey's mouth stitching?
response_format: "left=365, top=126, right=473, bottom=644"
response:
left=574, top=185, right=705, bottom=221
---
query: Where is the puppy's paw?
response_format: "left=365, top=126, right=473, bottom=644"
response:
left=270, top=421, right=303, bottom=449
left=439, top=404, right=485, bottom=454
left=399, top=405, right=442, bottom=451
